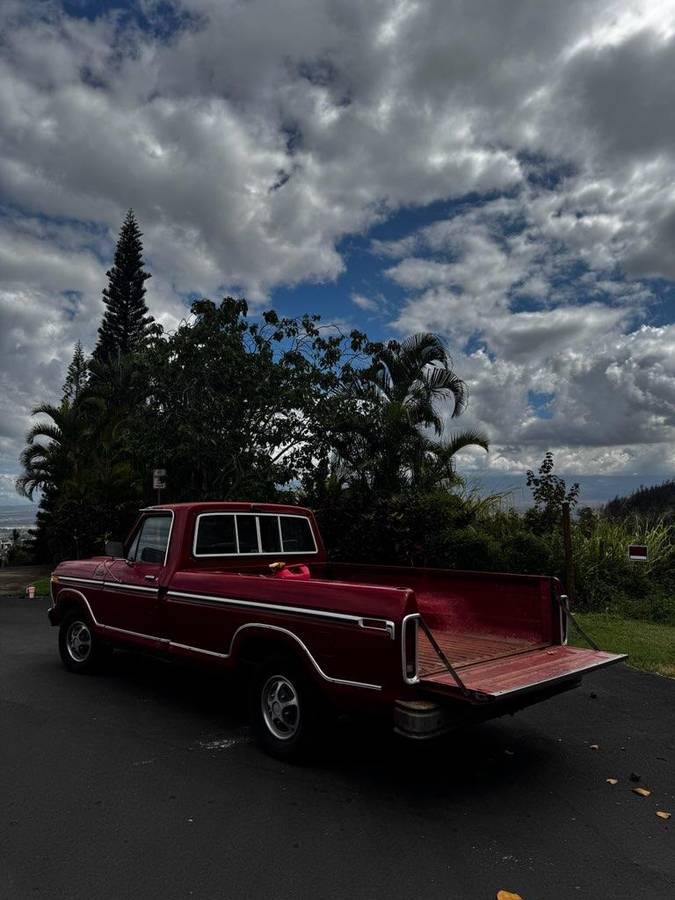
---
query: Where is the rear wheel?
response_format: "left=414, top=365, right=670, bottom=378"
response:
left=58, top=611, right=111, bottom=673
left=249, top=658, right=321, bottom=761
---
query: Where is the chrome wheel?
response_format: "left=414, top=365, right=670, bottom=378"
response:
left=66, top=620, right=92, bottom=663
left=261, top=675, right=300, bottom=740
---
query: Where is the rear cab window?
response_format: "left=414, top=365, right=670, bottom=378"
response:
left=193, top=513, right=317, bottom=557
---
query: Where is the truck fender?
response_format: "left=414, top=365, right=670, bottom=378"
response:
left=229, top=624, right=325, bottom=686
left=229, top=623, right=382, bottom=693
left=50, top=587, right=94, bottom=626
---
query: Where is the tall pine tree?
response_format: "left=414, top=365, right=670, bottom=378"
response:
left=93, top=210, right=154, bottom=362
left=62, top=340, right=88, bottom=402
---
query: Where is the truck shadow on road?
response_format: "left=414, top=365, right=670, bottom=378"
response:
left=82, top=648, right=561, bottom=798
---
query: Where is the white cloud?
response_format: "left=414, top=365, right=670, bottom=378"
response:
left=351, top=293, right=380, bottom=313
left=1, top=0, right=675, bottom=489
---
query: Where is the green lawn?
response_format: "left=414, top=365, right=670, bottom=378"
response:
left=30, top=576, right=51, bottom=598
left=572, top=612, right=675, bottom=678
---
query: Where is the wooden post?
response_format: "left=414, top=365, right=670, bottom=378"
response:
left=561, top=501, right=575, bottom=605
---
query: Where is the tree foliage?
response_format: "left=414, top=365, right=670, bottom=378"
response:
left=604, top=480, right=675, bottom=523
left=62, top=341, right=88, bottom=402
left=93, top=209, right=155, bottom=364
left=525, top=451, right=580, bottom=530
left=318, top=332, right=488, bottom=496
left=18, top=212, right=670, bottom=625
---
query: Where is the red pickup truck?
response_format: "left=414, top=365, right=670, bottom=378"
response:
left=48, top=501, right=625, bottom=758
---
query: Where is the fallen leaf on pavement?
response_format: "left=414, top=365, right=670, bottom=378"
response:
left=632, top=787, right=651, bottom=797
left=656, top=811, right=671, bottom=820
left=606, top=778, right=618, bottom=785
left=497, top=892, right=523, bottom=900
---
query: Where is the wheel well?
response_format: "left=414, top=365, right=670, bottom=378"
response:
left=233, top=632, right=318, bottom=682
left=54, top=594, right=87, bottom=625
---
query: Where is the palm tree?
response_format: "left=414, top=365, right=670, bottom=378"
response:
left=338, top=333, right=488, bottom=491
left=16, top=401, right=88, bottom=499
left=368, top=333, right=468, bottom=431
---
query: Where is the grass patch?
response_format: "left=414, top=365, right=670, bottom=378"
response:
left=29, top=577, right=51, bottom=598
left=573, top=612, right=675, bottom=678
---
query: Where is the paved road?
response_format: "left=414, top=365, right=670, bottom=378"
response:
left=1, top=597, right=673, bottom=900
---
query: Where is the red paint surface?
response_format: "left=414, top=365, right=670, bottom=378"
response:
left=420, top=645, right=626, bottom=699
left=51, top=502, right=626, bottom=717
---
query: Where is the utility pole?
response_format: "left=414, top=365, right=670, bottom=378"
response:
left=561, top=501, right=576, bottom=605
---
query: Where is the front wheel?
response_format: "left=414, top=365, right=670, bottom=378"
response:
left=58, top=611, right=111, bottom=673
left=249, top=658, right=321, bottom=761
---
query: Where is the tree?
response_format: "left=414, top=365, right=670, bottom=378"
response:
left=93, top=210, right=154, bottom=363
left=334, top=333, right=488, bottom=492
left=62, top=341, right=88, bottom=402
left=525, top=451, right=580, bottom=530
left=129, top=298, right=374, bottom=502
left=16, top=401, right=88, bottom=500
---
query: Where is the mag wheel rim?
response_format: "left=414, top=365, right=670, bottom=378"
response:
left=261, top=675, right=300, bottom=740
left=67, top=621, right=92, bottom=662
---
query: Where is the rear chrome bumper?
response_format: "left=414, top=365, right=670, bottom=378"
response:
left=393, top=699, right=451, bottom=740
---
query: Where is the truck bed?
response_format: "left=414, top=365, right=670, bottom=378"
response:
left=418, top=628, right=543, bottom=675
left=200, top=560, right=626, bottom=702
left=320, top=563, right=626, bottom=703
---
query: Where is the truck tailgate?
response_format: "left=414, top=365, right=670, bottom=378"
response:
left=419, top=645, right=626, bottom=701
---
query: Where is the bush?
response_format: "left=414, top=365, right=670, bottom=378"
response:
left=312, top=486, right=674, bottom=626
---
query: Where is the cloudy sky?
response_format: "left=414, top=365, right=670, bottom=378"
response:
left=1, top=0, right=674, bottom=507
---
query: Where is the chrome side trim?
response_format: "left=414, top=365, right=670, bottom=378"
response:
left=54, top=589, right=381, bottom=691
left=103, top=582, right=159, bottom=595
left=54, top=587, right=168, bottom=646
left=167, top=589, right=366, bottom=625
left=401, top=613, right=421, bottom=685
left=59, top=576, right=158, bottom=595
left=170, top=623, right=382, bottom=691
left=58, top=576, right=104, bottom=587
left=358, top=618, right=396, bottom=640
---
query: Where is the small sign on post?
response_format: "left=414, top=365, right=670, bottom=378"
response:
left=153, top=468, right=167, bottom=504
left=628, top=544, right=648, bottom=562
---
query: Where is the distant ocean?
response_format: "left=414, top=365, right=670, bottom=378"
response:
left=0, top=505, right=37, bottom=532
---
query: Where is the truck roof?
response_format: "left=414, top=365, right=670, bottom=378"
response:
left=141, top=501, right=315, bottom=517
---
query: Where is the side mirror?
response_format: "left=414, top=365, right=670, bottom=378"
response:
left=104, top=540, right=124, bottom=558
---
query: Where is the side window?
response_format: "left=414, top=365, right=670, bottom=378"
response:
left=280, top=516, right=316, bottom=553
left=194, top=515, right=237, bottom=555
left=236, top=515, right=259, bottom=553
left=131, top=516, right=171, bottom=565
left=259, top=515, right=281, bottom=553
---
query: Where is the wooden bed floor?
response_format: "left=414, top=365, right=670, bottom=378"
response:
left=418, top=629, right=544, bottom=675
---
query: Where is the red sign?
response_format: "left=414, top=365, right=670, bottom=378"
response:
left=628, top=544, right=648, bottom=561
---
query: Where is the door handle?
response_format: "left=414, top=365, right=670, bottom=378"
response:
left=144, top=575, right=158, bottom=582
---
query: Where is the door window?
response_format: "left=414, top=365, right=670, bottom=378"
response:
left=129, top=515, right=172, bottom=564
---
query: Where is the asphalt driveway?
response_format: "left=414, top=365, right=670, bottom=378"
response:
left=1, top=597, right=673, bottom=899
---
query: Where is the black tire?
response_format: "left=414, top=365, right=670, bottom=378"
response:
left=58, top=611, right=111, bottom=674
left=248, top=657, right=322, bottom=761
